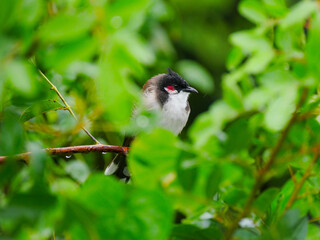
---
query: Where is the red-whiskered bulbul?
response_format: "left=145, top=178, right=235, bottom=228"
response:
left=104, top=68, right=198, bottom=181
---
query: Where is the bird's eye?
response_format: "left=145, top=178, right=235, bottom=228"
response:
left=166, top=86, right=175, bottom=91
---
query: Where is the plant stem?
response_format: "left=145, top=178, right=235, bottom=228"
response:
left=224, top=88, right=308, bottom=240
left=288, top=165, right=297, bottom=186
left=284, top=150, right=319, bottom=211
left=38, top=70, right=101, bottom=144
left=309, top=216, right=320, bottom=223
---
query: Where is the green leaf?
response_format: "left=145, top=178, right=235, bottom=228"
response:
left=226, top=47, right=245, bottom=70
left=264, top=84, right=298, bottom=131
left=230, top=31, right=272, bottom=52
left=244, top=49, right=274, bottom=74
left=230, top=31, right=274, bottom=73
left=206, top=163, right=253, bottom=202
left=222, top=77, right=243, bottom=110
left=288, top=123, right=310, bottom=146
left=65, top=62, right=99, bottom=80
left=206, top=164, right=223, bottom=198
left=38, top=37, right=98, bottom=72
left=0, top=0, right=19, bottom=31
left=262, top=0, right=287, bottom=18
left=74, top=174, right=173, bottom=240
left=0, top=190, right=56, bottom=222
left=224, top=117, right=253, bottom=153
left=5, top=60, right=38, bottom=97
left=253, top=188, right=279, bottom=214
left=307, top=224, right=320, bottom=240
left=223, top=188, right=248, bottom=207
left=108, top=0, right=149, bottom=22
left=0, top=111, right=25, bottom=156
left=114, top=31, right=155, bottom=66
left=177, top=152, right=198, bottom=192
left=244, top=88, right=272, bottom=110
left=65, top=160, right=90, bottom=183
left=19, top=0, right=44, bottom=27
left=129, top=129, right=180, bottom=188
left=170, top=224, right=223, bottom=240
left=176, top=60, right=214, bottom=94
left=275, top=24, right=304, bottom=54
left=234, top=228, right=260, bottom=240
left=308, top=118, right=320, bottom=135
left=38, top=11, right=95, bottom=43
left=189, top=101, right=238, bottom=149
left=28, top=142, right=48, bottom=182
left=259, top=69, right=296, bottom=90
left=280, top=1, right=317, bottom=29
left=306, top=12, right=320, bottom=78
left=20, top=99, right=65, bottom=122
left=96, top=44, right=140, bottom=127
left=0, top=72, right=5, bottom=112
left=261, top=209, right=308, bottom=240
left=239, top=0, right=268, bottom=24
left=269, top=178, right=296, bottom=222
left=50, top=178, right=79, bottom=196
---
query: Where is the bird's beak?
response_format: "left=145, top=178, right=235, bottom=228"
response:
left=183, top=86, right=198, bottom=93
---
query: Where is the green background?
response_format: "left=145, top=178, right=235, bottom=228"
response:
left=1, top=0, right=320, bottom=239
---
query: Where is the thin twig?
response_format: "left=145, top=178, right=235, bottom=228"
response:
left=288, top=165, right=297, bottom=186
left=224, top=88, right=308, bottom=240
left=309, top=216, right=320, bottom=223
left=38, top=70, right=101, bottom=144
left=284, top=150, right=319, bottom=212
left=0, top=144, right=129, bottom=163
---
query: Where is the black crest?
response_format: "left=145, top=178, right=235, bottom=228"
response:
left=168, top=68, right=175, bottom=75
left=158, top=68, right=188, bottom=90
left=155, top=68, right=190, bottom=106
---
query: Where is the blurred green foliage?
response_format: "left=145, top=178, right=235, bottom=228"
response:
left=1, top=0, right=320, bottom=239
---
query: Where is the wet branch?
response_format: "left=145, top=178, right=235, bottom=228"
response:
left=0, top=145, right=129, bottom=163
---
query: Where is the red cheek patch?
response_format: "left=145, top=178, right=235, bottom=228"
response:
left=167, top=86, right=175, bottom=91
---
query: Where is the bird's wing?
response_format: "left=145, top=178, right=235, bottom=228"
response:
left=104, top=136, right=134, bottom=182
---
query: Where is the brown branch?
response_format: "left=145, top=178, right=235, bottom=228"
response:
left=284, top=149, right=319, bottom=212
left=0, top=145, right=129, bottom=163
left=224, top=88, right=308, bottom=240
left=288, top=165, right=297, bottom=186
left=309, top=216, right=320, bottom=223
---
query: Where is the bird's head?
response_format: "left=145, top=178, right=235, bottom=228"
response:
left=158, top=68, right=198, bottom=95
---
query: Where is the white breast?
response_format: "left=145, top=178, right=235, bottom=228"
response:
left=144, top=89, right=190, bottom=135
left=161, top=92, right=190, bottom=135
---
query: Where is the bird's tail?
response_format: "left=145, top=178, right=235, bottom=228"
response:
left=104, top=136, right=133, bottom=182
left=104, top=153, right=130, bottom=182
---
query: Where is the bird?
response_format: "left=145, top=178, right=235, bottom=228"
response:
left=104, top=68, right=198, bottom=181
